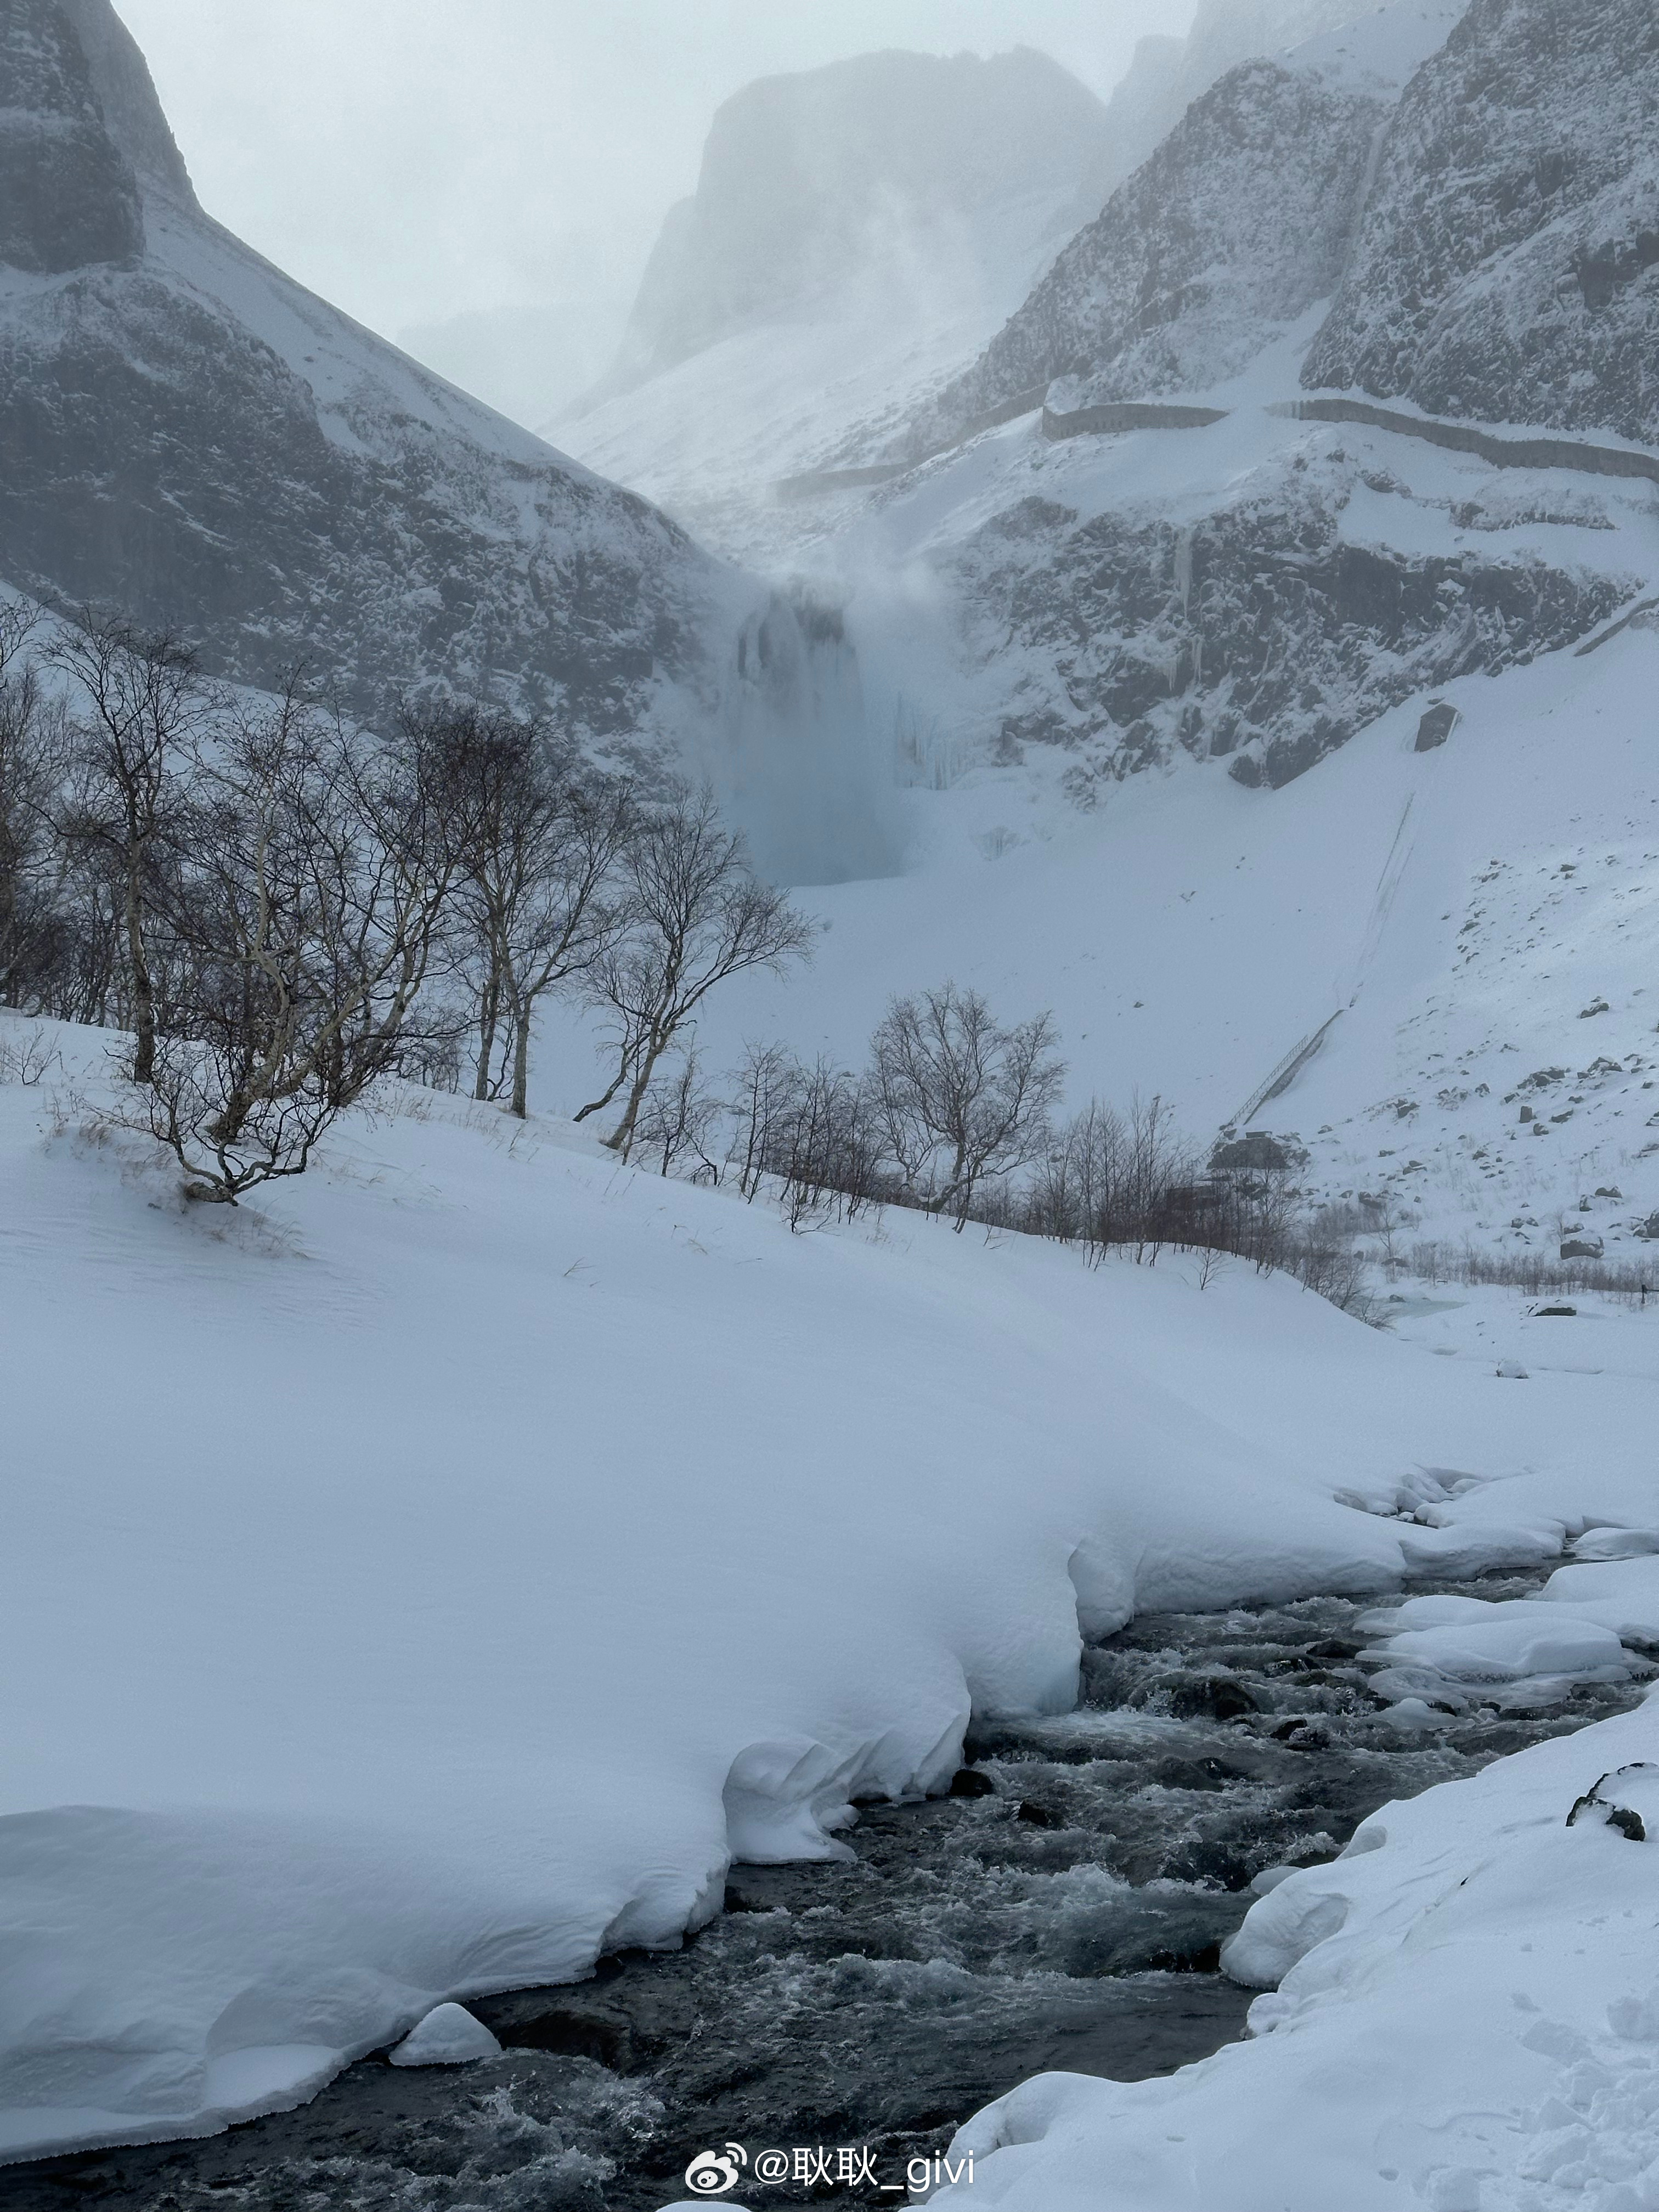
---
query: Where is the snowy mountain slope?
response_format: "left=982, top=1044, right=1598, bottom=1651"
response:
left=0, top=0, right=740, bottom=747
left=901, top=1, right=1468, bottom=463
left=897, top=63, right=1388, bottom=464
left=578, top=570, right=1659, bottom=1274
left=558, top=52, right=1112, bottom=563
left=1060, top=0, right=1438, bottom=234
left=599, top=48, right=1110, bottom=399
left=833, top=331, right=1645, bottom=800
left=1305, top=0, right=1659, bottom=443
left=2, top=1021, right=1656, bottom=2165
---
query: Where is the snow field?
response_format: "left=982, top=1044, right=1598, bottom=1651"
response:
left=4, top=1018, right=1657, bottom=2168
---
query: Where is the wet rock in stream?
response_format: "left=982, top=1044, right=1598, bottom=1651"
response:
left=8, top=1573, right=1647, bottom=2212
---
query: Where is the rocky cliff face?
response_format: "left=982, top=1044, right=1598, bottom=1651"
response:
left=602, top=47, right=1111, bottom=397
left=0, top=0, right=142, bottom=270
left=902, top=61, right=1385, bottom=457
left=944, top=440, right=1625, bottom=792
left=1305, top=0, right=1659, bottom=442
left=0, top=0, right=736, bottom=756
left=1062, top=0, right=1407, bottom=239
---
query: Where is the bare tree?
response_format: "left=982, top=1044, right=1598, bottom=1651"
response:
left=410, top=704, right=633, bottom=1118
left=50, top=614, right=204, bottom=1081
left=577, top=787, right=815, bottom=1159
left=0, top=602, right=70, bottom=1010
left=139, top=677, right=459, bottom=1201
left=633, top=1047, right=725, bottom=1181
left=870, top=981, right=1064, bottom=1226
left=727, top=1039, right=796, bottom=1199
left=769, top=1056, right=883, bottom=1230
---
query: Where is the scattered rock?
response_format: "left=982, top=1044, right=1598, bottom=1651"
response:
left=1560, top=1234, right=1604, bottom=1260
left=1579, top=999, right=1611, bottom=1019
left=948, top=1766, right=996, bottom=1798
left=1533, top=1305, right=1577, bottom=1317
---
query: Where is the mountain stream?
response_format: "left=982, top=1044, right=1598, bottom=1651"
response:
left=10, top=1571, right=1646, bottom=2212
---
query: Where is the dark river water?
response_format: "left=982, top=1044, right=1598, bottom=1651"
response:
left=8, top=1571, right=1645, bottom=2212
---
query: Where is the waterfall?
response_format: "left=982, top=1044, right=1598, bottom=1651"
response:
left=719, top=588, right=900, bottom=887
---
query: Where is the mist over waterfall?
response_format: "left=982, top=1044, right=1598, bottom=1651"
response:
left=719, top=590, right=901, bottom=887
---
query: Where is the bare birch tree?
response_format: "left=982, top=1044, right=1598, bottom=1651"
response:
left=577, top=787, right=815, bottom=1159
left=410, top=704, right=633, bottom=1117
left=870, top=981, right=1064, bottom=1225
left=50, top=615, right=202, bottom=1081
left=0, top=602, right=69, bottom=1009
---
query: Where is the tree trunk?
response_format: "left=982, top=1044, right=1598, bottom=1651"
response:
left=125, top=859, right=155, bottom=1084
left=510, top=1009, right=531, bottom=1119
left=605, top=1037, right=665, bottom=1159
left=573, top=1057, right=632, bottom=1124
left=473, top=972, right=499, bottom=1101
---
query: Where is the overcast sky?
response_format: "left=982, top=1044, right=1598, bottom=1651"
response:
left=117, top=1, right=1198, bottom=351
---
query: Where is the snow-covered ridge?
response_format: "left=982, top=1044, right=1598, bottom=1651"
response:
left=598, top=47, right=1111, bottom=398
left=558, top=50, right=1114, bottom=565
left=898, top=61, right=1387, bottom=459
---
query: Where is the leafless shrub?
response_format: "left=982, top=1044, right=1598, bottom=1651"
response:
left=1407, top=1238, right=1657, bottom=1303
left=50, top=613, right=206, bottom=1082
left=0, top=1019, right=59, bottom=1086
left=129, top=676, right=458, bottom=1201
left=0, top=602, right=72, bottom=1013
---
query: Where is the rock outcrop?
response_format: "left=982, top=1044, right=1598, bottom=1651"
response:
left=943, top=441, right=1626, bottom=792
left=901, top=61, right=1385, bottom=459
left=0, top=0, right=143, bottom=271
left=1305, top=0, right=1659, bottom=444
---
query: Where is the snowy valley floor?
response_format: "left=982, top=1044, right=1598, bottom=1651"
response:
left=2, top=1026, right=1658, bottom=2210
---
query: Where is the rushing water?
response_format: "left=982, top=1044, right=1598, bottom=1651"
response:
left=11, top=1573, right=1648, bottom=2212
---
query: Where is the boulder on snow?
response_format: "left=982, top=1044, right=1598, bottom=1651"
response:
left=1414, top=700, right=1459, bottom=751
left=1566, top=1763, right=1658, bottom=1842
left=1560, top=1233, right=1604, bottom=1260
left=388, top=2002, right=502, bottom=2067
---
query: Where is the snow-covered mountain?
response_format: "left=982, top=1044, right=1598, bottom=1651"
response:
left=1062, top=0, right=1447, bottom=230
left=898, top=60, right=1389, bottom=460
left=0, top=0, right=738, bottom=754
left=559, top=49, right=1114, bottom=560
left=600, top=47, right=1111, bottom=399
left=1305, top=0, right=1659, bottom=442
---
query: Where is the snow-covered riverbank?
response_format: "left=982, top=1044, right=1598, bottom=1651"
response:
left=3, top=1023, right=1657, bottom=2179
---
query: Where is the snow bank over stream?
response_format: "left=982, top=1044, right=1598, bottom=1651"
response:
left=940, top=1645, right=1659, bottom=2212
left=3, top=1024, right=1656, bottom=2164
